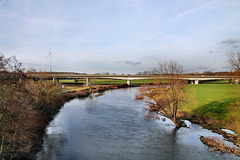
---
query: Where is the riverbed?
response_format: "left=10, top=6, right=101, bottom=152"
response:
left=36, top=88, right=239, bottom=160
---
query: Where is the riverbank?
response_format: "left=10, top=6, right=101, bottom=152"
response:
left=177, top=110, right=240, bottom=156
left=26, top=84, right=133, bottom=159
left=136, top=83, right=240, bottom=156
left=0, top=81, right=135, bottom=159
left=177, top=84, right=240, bottom=156
left=182, top=84, right=240, bottom=132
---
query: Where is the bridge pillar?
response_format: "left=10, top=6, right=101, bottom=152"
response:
left=52, top=78, right=59, bottom=84
left=127, top=80, right=131, bottom=86
left=194, top=80, right=199, bottom=84
left=86, top=78, right=90, bottom=86
left=235, top=79, right=239, bottom=84
left=190, top=80, right=194, bottom=84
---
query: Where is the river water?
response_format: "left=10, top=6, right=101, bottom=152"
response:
left=36, top=88, right=239, bottom=160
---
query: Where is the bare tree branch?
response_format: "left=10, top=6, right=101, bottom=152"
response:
left=139, top=61, right=187, bottom=128
left=227, top=52, right=240, bottom=71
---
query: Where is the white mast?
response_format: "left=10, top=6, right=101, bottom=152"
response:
left=49, top=49, right=52, bottom=72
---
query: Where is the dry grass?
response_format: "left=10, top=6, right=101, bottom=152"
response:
left=226, top=101, right=240, bottom=135
left=0, top=79, right=63, bottom=159
left=135, top=94, right=144, bottom=100
left=200, top=136, right=239, bottom=156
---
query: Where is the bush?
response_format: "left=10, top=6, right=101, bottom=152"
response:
left=0, top=55, right=61, bottom=159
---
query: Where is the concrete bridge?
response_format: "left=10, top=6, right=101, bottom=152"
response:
left=28, top=73, right=239, bottom=86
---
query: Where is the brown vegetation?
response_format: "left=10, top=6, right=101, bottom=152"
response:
left=139, top=61, right=187, bottom=128
left=0, top=55, right=64, bottom=159
left=135, top=93, right=144, bottom=100
left=226, top=101, right=240, bottom=136
left=200, top=136, right=240, bottom=156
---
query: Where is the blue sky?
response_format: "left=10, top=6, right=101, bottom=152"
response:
left=0, top=0, right=240, bottom=74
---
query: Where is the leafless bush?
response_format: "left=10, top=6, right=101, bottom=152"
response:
left=200, top=136, right=238, bottom=156
left=0, top=54, right=61, bottom=159
left=139, top=61, right=187, bottom=128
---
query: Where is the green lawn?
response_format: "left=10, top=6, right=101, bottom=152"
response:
left=183, top=84, right=240, bottom=122
left=90, top=79, right=127, bottom=85
left=131, top=79, right=155, bottom=84
left=200, top=80, right=230, bottom=84
left=59, top=79, right=85, bottom=83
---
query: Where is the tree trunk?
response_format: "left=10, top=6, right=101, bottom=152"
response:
left=170, top=118, right=187, bottom=128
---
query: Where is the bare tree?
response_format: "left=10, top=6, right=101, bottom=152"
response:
left=227, top=52, right=240, bottom=71
left=139, top=61, right=187, bottom=128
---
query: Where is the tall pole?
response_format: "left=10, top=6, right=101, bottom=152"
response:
left=49, top=49, right=52, bottom=72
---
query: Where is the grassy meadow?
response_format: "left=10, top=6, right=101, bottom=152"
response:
left=200, top=80, right=230, bottom=84
left=182, top=84, right=240, bottom=133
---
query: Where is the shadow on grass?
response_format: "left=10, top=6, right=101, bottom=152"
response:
left=193, top=99, right=238, bottom=121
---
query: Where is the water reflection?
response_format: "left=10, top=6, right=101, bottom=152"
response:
left=38, top=133, right=68, bottom=160
left=36, top=88, right=239, bottom=160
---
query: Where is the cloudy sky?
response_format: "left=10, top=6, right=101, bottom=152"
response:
left=0, top=0, right=240, bottom=74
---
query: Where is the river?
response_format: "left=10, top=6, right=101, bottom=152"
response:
left=36, top=88, right=239, bottom=160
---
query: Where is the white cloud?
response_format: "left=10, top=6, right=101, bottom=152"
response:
left=175, top=0, right=219, bottom=20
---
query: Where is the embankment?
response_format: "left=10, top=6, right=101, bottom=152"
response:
left=137, top=84, right=240, bottom=157
left=25, top=84, right=132, bottom=159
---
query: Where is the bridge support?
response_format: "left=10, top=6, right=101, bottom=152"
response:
left=127, top=80, right=131, bottom=86
left=52, top=78, right=59, bottom=84
left=189, top=80, right=199, bottom=84
left=86, top=78, right=90, bottom=86
left=235, top=79, right=239, bottom=84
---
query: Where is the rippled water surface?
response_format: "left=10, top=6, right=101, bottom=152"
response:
left=37, top=88, right=239, bottom=160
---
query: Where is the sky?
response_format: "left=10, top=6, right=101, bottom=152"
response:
left=0, top=0, right=240, bottom=74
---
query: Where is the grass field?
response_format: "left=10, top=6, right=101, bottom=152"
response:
left=182, top=84, right=240, bottom=131
left=200, top=80, right=230, bottom=84
left=59, top=79, right=85, bottom=84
